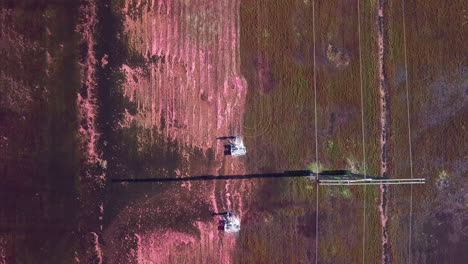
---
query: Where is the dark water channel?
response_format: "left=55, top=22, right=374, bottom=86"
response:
left=0, top=1, right=82, bottom=263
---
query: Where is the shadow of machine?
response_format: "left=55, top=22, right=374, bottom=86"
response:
left=112, top=170, right=425, bottom=185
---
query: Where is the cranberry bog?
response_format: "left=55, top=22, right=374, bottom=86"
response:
left=0, top=0, right=467, bottom=263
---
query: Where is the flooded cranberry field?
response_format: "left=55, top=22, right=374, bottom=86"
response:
left=1, top=0, right=467, bottom=263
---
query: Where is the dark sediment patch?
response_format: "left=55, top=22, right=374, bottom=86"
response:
left=416, top=70, right=468, bottom=133
left=253, top=54, right=276, bottom=95
left=327, top=108, right=355, bottom=136
left=326, top=43, right=351, bottom=69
